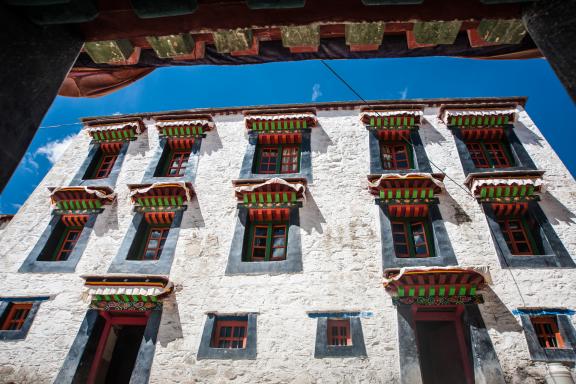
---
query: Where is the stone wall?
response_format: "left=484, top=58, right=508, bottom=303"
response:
left=0, top=102, right=574, bottom=383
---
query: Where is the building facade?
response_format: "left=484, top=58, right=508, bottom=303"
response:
left=0, top=97, right=575, bottom=384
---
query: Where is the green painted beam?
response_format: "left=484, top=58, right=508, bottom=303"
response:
left=280, top=24, right=320, bottom=48
left=146, top=34, right=195, bottom=58
left=412, top=21, right=462, bottom=45
left=84, top=39, right=134, bottom=64
left=213, top=29, right=252, bottom=53
left=345, top=22, right=385, bottom=46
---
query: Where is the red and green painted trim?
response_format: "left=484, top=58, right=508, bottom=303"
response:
left=478, top=184, right=536, bottom=201
left=242, top=191, right=298, bottom=206
left=449, top=114, right=511, bottom=127
left=160, top=125, right=204, bottom=137
left=397, top=284, right=479, bottom=298
left=393, top=295, right=484, bottom=306
left=56, top=199, right=103, bottom=211
left=90, top=127, right=137, bottom=143
left=367, top=116, right=417, bottom=128
left=250, top=119, right=308, bottom=132
left=379, top=188, right=435, bottom=201
left=136, top=196, right=185, bottom=208
left=90, top=300, right=162, bottom=312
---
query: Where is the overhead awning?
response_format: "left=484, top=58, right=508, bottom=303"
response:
left=360, top=109, right=423, bottom=128
left=84, top=119, right=145, bottom=142
left=441, top=107, right=517, bottom=127
left=82, top=275, right=173, bottom=311
left=367, top=174, right=444, bottom=202
left=49, top=186, right=116, bottom=212
left=233, top=177, right=306, bottom=207
left=129, top=182, right=193, bottom=210
left=155, top=115, right=215, bottom=137
left=244, top=112, right=318, bottom=131
left=383, top=266, right=491, bottom=306
left=465, top=172, right=545, bottom=201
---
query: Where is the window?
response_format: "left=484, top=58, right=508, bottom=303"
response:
left=53, top=228, right=82, bottom=261
left=165, top=150, right=190, bottom=177
left=255, top=145, right=300, bottom=174
left=327, top=319, right=351, bottom=346
left=1, top=303, right=33, bottom=331
left=140, top=226, right=170, bottom=260
left=464, top=141, right=513, bottom=169
left=380, top=141, right=412, bottom=170
left=497, top=218, right=538, bottom=255
left=211, top=320, right=248, bottom=349
left=93, top=154, right=118, bottom=179
left=391, top=220, right=433, bottom=258
left=246, top=223, right=288, bottom=261
left=531, top=317, right=565, bottom=349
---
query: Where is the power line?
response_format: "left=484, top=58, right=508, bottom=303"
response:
left=319, top=58, right=528, bottom=307
left=39, top=122, right=83, bottom=130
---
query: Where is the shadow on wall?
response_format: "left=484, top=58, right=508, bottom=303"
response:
left=200, top=129, right=223, bottom=156
left=300, top=190, right=325, bottom=235
left=158, top=296, right=184, bottom=347
left=128, top=130, right=150, bottom=157
left=440, top=193, right=473, bottom=225
left=92, top=200, right=119, bottom=237
left=311, top=124, right=333, bottom=155
left=480, top=286, right=524, bottom=334
left=180, top=197, right=205, bottom=230
left=421, top=117, right=447, bottom=145
left=514, top=120, right=544, bottom=147
left=540, top=191, right=576, bottom=225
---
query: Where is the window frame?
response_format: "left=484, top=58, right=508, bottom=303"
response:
left=0, top=300, right=43, bottom=340
left=211, top=320, right=248, bottom=349
left=164, top=150, right=191, bottom=178
left=327, top=319, right=352, bottom=347
left=197, top=313, right=257, bottom=360
left=139, top=225, right=170, bottom=261
left=531, top=316, right=565, bottom=349
left=0, top=303, right=33, bottom=331
left=92, top=153, right=119, bottom=179
left=245, top=222, right=288, bottom=262
left=314, top=315, right=367, bottom=358
left=379, top=140, right=414, bottom=170
left=390, top=218, right=435, bottom=259
left=519, top=312, right=576, bottom=362
left=464, top=140, right=514, bottom=169
left=496, top=217, right=539, bottom=256
left=52, top=226, right=83, bottom=261
left=254, top=144, right=301, bottom=175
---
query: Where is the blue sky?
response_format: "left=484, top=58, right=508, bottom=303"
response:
left=1, top=56, right=574, bottom=214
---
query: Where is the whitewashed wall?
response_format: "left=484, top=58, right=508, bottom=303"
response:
left=0, top=103, right=574, bottom=384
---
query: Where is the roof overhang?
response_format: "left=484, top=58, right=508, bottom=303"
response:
left=129, top=182, right=193, bottom=210
left=49, top=186, right=116, bottom=212
left=84, top=118, right=146, bottom=142
left=232, top=177, right=307, bottom=207
left=465, top=170, right=545, bottom=201
left=367, top=173, right=445, bottom=202
left=154, top=114, right=215, bottom=137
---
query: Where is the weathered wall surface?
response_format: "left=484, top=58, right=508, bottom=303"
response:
left=0, top=103, right=574, bottom=383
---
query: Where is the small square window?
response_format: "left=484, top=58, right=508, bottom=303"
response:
left=245, top=222, right=288, bottom=262
left=255, top=145, right=300, bottom=174
left=391, top=219, right=434, bottom=258
left=531, top=317, right=565, bottom=349
left=464, top=140, right=514, bottom=169
left=165, top=150, right=191, bottom=177
left=211, top=319, right=248, bottom=349
left=139, top=226, right=170, bottom=260
left=497, top=217, right=540, bottom=256
left=380, top=141, right=412, bottom=170
left=1, top=303, right=33, bottom=331
left=54, top=228, right=83, bottom=261
left=327, top=319, right=351, bottom=346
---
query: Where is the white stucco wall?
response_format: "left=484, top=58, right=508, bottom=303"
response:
left=0, top=101, right=574, bottom=383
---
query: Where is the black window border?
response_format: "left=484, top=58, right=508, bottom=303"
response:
left=225, top=206, right=302, bottom=275
left=378, top=201, right=458, bottom=269
left=450, top=125, right=537, bottom=176
left=482, top=201, right=574, bottom=268
left=239, top=130, right=312, bottom=183
left=108, top=209, right=185, bottom=275
left=0, top=298, right=46, bottom=341
left=141, top=137, right=202, bottom=184
left=70, top=141, right=129, bottom=189
left=19, top=213, right=98, bottom=273
left=368, top=128, right=432, bottom=175
left=197, top=313, right=257, bottom=360
left=519, top=311, right=576, bottom=362
left=313, top=315, right=367, bottom=359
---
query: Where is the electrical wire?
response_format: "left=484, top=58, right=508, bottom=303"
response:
left=319, top=58, right=528, bottom=307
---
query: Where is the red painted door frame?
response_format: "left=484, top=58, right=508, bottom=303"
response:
left=411, top=305, right=474, bottom=384
left=86, top=311, right=150, bottom=384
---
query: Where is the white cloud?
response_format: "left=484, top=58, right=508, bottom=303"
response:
left=112, top=111, right=122, bottom=115
left=399, top=87, right=408, bottom=100
left=21, top=153, right=39, bottom=174
left=36, top=135, right=75, bottom=164
left=311, top=83, right=322, bottom=102
left=11, top=203, right=22, bottom=210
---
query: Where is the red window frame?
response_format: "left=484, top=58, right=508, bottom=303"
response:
left=327, top=319, right=352, bottom=346
left=94, top=154, right=118, bottom=179
left=249, top=223, right=287, bottom=261
left=531, top=317, right=565, bottom=349
left=391, top=220, right=432, bottom=258
left=465, top=141, right=511, bottom=168
left=211, top=320, right=248, bottom=349
left=54, top=228, right=82, bottom=261
left=257, top=145, right=300, bottom=174
left=141, top=226, right=170, bottom=260
left=497, top=218, right=534, bottom=255
left=165, top=150, right=191, bottom=177
left=1, top=303, right=33, bottom=331
left=380, top=142, right=411, bottom=170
